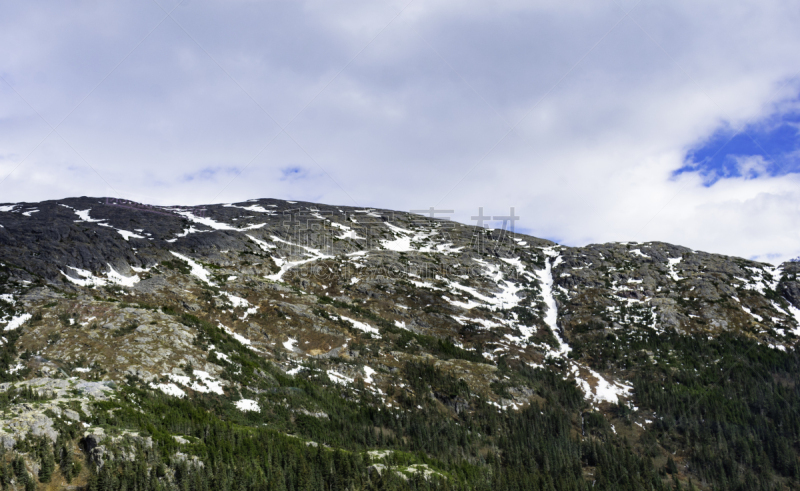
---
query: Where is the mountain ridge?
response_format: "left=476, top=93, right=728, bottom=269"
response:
left=1, top=196, right=799, bottom=490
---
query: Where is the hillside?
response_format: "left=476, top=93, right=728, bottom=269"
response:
left=1, top=196, right=800, bottom=490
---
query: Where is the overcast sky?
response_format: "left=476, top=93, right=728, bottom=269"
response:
left=1, top=1, right=800, bottom=262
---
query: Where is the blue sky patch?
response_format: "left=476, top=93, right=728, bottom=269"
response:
left=181, top=166, right=240, bottom=182
left=280, top=166, right=307, bottom=181
left=676, top=105, right=800, bottom=185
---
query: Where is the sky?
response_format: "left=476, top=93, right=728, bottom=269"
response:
left=1, top=1, right=800, bottom=263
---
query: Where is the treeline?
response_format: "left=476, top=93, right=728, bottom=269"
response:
left=572, top=321, right=800, bottom=491
left=632, top=332, right=800, bottom=490
left=10, top=304, right=800, bottom=489
left=75, top=342, right=670, bottom=491
left=72, top=311, right=677, bottom=490
left=0, top=327, right=26, bottom=383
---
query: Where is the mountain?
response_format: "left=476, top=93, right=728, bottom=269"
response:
left=1, top=196, right=800, bottom=490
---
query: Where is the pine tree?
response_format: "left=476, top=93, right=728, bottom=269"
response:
left=666, top=456, right=678, bottom=475
left=38, top=438, right=55, bottom=483
left=60, top=442, right=75, bottom=483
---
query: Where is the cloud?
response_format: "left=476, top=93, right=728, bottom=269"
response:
left=1, top=1, right=800, bottom=262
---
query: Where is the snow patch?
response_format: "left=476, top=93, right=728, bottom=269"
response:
left=74, top=209, right=105, bottom=223
left=174, top=210, right=237, bottom=230
left=742, top=305, right=764, bottom=322
left=787, top=304, right=800, bottom=336
left=381, top=234, right=412, bottom=252
left=571, top=365, right=632, bottom=405
left=150, top=383, right=186, bottom=398
left=106, top=266, right=140, bottom=287
left=536, top=250, right=570, bottom=357
left=218, top=322, right=255, bottom=349
left=235, top=399, right=260, bottom=412
left=62, top=265, right=140, bottom=288
left=3, top=313, right=31, bottom=331
left=191, top=370, right=225, bottom=395
left=116, top=229, right=145, bottom=241
left=327, top=370, right=354, bottom=385
left=380, top=222, right=446, bottom=253
left=247, top=234, right=275, bottom=251
left=363, top=366, right=376, bottom=384
left=62, top=266, right=105, bottom=287
left=339, top=315, right=381, bottom=337
left=212, top=350, right=230, bottom=363
left=266, top=236, right=332, bottom=282
left=221, top=292, right=249, bottom=308
left=667, top=257, right=683, bottom=281
left=224, top=203, right=275, bottom=214
left=170, top=252, right=215, bottom=285
left=240, top=306, right=258, bottom=320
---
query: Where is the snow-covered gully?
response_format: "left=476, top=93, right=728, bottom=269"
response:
left=536, top=249, right=570, bottom=358
left=535, top=248, right=631, bottom=407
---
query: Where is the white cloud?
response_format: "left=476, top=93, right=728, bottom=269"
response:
left=1, top=1, right=800, bottom=261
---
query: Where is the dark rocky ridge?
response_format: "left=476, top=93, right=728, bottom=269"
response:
left=2, top=196, right=798, bottom=379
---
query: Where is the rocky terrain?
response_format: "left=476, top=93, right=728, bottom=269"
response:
left=1, top=196, right=799, bottom=490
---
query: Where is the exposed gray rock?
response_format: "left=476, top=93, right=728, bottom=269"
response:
left=134, top=275, right=169, bottom=293
left=89, top=445, right=107, bottom=468
left=0, top=435, right=16, bottom=449
left=296, top=408, right=329, bottom=419
left=173, top=451, right=204, bottom=468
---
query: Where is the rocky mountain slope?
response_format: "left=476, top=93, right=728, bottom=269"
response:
left=1, top=196, right=800, bottom=490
